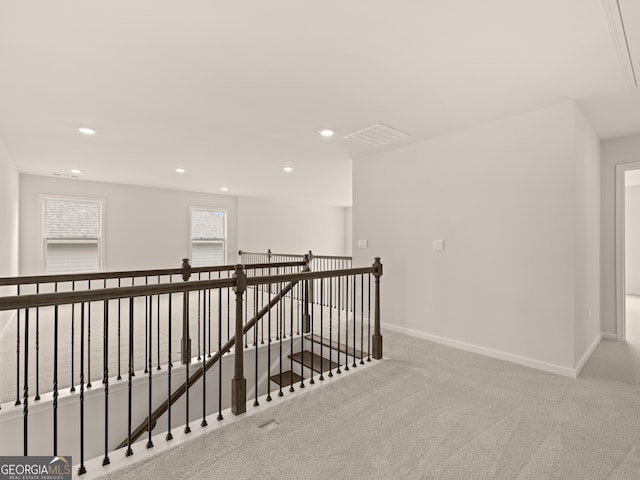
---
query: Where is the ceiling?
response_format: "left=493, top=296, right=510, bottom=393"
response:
left=0, top=0, right=638, bottom=207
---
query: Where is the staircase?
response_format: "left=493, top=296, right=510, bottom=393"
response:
left=271, top=334, right=364, bottom=388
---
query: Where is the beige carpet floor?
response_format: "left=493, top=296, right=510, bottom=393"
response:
left=93, top=298, right=640, bottom=480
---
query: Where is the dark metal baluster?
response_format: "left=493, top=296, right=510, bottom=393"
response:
left=300, top=279, right=307, bottom=390
left=53, top=284, right=59, bottom=454
left=35, top=283, right=40, bottom=401
left=278, top=282, right=284, bottom=396
left=319, top=279, right=324, bottom=381
left=360, top=274, right=365, bottom=365
left=309, top=279, right=315, bottom=385
left=201, top=289, right=208, bottom=428
left=345, top=275, right=349, bottom=371
left=328, top=278, right=333, bottom=377
left=15, top=284, right=20, bottom=406
left=244, top=282, right=249, bottom=348
left=208, top=281, right=212, bottom=358
left=254, top=287, right=260, bottom=406
left=126, top=298, right=134, bottom=457
left=87, top=282, right=92, bottom=388
left=103, top=299, right=110, bottom=465
left=275, top=270, right=280, bottom=342
left=336, top=276, right=341, bottom=374
left=78, top=304, right=86, bottom=475
left=296, top=280, right=301, bottom=335
left=167, top=293, right=174, bottom=441
left=260, top=268, right=265, bottom=344
left=197, top=278, right=201, bottom=361
left=353, top=274, right=357, bottom=368
left=184, top=292, right=191, bottom=435
left=217, top=284, right=223, bottom=421
left=289, top=279, right=295, bottom=393
left=23, top=308, right=29, bottom=455
left=147, top=292, right=154, bottom=449
left=157, top=276, right=161, bottom=370
left=266, top=281, right=272, bottom=401
left=145, top=277, right=149, bottom=374
left=227, top=270, right=231, bottom=342
left=70, top=282, right=76, bottom=393
left=367, top=274, right=371, bottom=362
left=117, top=279, right=122, bottom=380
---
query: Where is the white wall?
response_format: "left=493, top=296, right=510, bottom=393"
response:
left=354, top=102, right=595, bottom=375
left=626, top=185, right=640, bottom=295
left=20, top=175, right=238, bottom=274
left=601, top=134, right=640, bottom=335
left=237, top=197, right=346, bottom=258
left=572, top=108, right=601, bottom=369
left=0, top=142, right=19, bottom=279
left=0, top=142, right=19, bottom=332
left=344, top=207, right=353, bottom=256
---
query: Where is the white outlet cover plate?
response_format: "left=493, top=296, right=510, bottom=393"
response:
left=358, top=239, right=368, bottom=249
left=433, top=240, right=445, bottom=251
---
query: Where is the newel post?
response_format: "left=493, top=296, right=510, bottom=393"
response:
left=231, top=264, right=247, bottom=415
left=372, top=257, right=383, bottom=359
left=181, top=258, right=192, bottom=365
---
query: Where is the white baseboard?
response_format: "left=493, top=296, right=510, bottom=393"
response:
left=575, top=333, right=602, bottom=377
left=381, top=322, right=578, bottom=378
left=601, top=332, right=617, bottom=341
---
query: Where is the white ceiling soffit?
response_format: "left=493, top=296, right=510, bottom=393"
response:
left=600, top=0, right=638, bottom=86
left=344, top=124, right=410, bottom=147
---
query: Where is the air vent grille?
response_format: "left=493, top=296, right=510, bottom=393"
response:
left=344, top=123, right=409, bottom=146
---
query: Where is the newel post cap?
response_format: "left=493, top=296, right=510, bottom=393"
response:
left=233, top=264, right=247, bottom=293
left=373, top=257, right=383, bottom=277
left=181, top=258, right=192, bottom=281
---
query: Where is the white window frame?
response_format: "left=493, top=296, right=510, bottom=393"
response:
left=41, top=194, right=106, bottom=274
left=189, top=206, right=227, bottom=267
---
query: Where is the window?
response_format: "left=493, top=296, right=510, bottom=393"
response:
left=43, top=196, right=103, bottom=274
left=190, top=208, right=226, bottom=267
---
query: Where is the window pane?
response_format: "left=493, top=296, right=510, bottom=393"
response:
left=191, top=208, right=225, bottom=266
left=44, top=197, right=102, bottom=274
left=192, top=242, right=224, bottom=267
left=191, top=210, right=224, bottom=240
left=46, top=241, right=99, bottom=274
left=45, top=199, right=100, bottom=238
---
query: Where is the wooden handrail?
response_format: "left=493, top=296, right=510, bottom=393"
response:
left=0, top=265, right=373, bottom=311
left=0, top=260, right=305, bottom=287
left=116, top=273, right=306, bottom=449
left=239, top=250, right=352, bottom=261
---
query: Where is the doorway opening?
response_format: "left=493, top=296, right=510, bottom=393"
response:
left=617, top=164, right=640, bottom=343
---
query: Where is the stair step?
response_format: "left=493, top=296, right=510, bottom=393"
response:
left=289, top=350, right=338, bottom=373
left=270, top=371, right=303, bottom=387
left=305, top=334, right=364, bottom=360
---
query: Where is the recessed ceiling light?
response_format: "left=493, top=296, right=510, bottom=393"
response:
left=70, top=169, right=82, bottom=174
left=283, top=167, right=293, bottom=173
left=319, top=129, right=334, bottom=137
left=221, top=187, right=229, bottom=192
left=176, top=168, right=186, bottom=173
left=78, top=127, right=96, bottom=135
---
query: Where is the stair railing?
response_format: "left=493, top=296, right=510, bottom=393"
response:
left=0, top=260, right=305, bottom=407
left=0, top=257, right=383, bottom=476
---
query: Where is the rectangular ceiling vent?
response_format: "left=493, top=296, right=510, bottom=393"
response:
left=344, top=123, right=410, bottom=146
